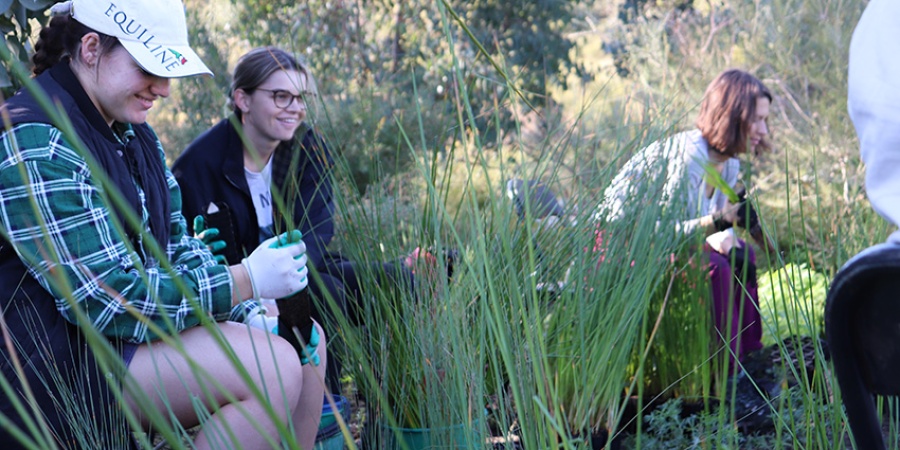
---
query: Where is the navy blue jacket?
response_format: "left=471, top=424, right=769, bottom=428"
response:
left=173, top=117, right=335, bottom=269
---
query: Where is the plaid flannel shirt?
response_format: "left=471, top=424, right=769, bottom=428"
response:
left=0, top=123, right=234, bottom=343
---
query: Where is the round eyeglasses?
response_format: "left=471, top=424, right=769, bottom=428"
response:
left=256, top=88, right=307, bottom=109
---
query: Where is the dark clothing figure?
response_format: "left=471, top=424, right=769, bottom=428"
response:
left=174, top=118, right=334, bottom=269
left=0, top=62, right=184, bottom=449
left=173, top=118, right=412, bottom=392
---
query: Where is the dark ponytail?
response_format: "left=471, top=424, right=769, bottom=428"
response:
left=32, top=15, right=119, bottom=76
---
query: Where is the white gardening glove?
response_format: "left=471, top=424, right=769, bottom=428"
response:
left=240, top=231, right=309, bottom=300
left=228, top=300, right=279, bottom=333
left=246, top=313, right=279, bottom=334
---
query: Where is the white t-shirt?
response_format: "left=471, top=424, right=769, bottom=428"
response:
left=848, top=0, right=900, bottom=243
left=245, top=158, right=275, bottom=242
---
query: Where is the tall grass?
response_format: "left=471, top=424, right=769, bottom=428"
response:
left=2, top=0, right=894, bottom=448
left=316, top=0, right=883, bottom=447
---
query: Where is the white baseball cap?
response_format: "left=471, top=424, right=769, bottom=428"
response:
left=51, top=0, right=212, bottom=78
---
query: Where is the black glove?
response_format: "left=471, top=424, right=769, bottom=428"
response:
left=713, top=215, right=732, bottom=232
left=734, top=195, right=760, bottom=231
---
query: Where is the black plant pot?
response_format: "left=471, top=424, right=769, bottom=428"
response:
left=589, top=428, right=622, bottom=450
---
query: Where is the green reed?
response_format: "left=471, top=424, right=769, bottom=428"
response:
left=0, top=0, right=891, bottom=448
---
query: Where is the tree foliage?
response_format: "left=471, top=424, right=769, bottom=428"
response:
left=0, top=0, right=53, bottom=94
left=228, top=0, right=585, bottom=98
left=217, top=0, right=587, bottom=191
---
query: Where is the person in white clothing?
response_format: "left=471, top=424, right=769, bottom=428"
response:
left=848, top=0, right=900, bottom=243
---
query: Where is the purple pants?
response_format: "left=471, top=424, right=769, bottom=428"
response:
left=707, top=241, right=763, bottom=371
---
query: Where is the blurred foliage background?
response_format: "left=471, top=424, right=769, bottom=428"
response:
left=1, top=0, right=883, bottom=276
left=139, top=0, right=878, bottom=275
left=1, top=0, right=890, bottom=447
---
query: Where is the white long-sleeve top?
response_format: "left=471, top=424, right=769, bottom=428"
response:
left=599, top=129, right=740, bottom=234
left=848, top=0, right=900, bottom=243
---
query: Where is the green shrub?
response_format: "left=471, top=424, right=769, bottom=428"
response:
left=757, top=263, right=827, bottom=346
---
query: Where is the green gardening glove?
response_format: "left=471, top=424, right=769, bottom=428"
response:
left=299, top=325, right=321, bottom=366
left=193, top=215, right=228, bottom=265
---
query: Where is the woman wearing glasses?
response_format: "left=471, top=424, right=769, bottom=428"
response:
left=173, top=47, right=413, bottom=394
left=175, top=47, right=325, bottom=257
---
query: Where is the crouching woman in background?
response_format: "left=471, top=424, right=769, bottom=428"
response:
left=601, top=69, right=773, bottom=372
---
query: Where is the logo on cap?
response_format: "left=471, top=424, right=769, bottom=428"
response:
left=169, top=49, right=188, bottom=65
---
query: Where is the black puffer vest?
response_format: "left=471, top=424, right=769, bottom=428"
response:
left=0, top=62, right=168, bottom=449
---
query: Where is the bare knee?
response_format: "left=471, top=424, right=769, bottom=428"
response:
left=268, top=337, right=305, bottom=404
left=217, top=323, right=305, bottom=409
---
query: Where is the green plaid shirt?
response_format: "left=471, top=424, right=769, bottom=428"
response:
left=0, top=123, right=234, bottom=343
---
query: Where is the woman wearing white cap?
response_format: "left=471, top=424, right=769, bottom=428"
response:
left=0, top=1, right=325, bottom=449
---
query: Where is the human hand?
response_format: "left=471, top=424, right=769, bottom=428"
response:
left=706, top=228, right=741, bottom=255
left=245, top=313, right=279, bottom=334
left=404, top=247, right=438, bottom=276
left=227, top=299, right=279, bottom=332
left=300, top=324, right=321, bottom=366
left=404, top=246, right=460, bottom=282
left=276, top=315, right=322, bottom=366
left=722, top=200, right=741, bottom=224
left=193, top=215, right=227, bottom=265
left=241, top=231, right=309, bottom=300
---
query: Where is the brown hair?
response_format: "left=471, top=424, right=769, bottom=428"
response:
left=695, top=69, right=772, bottom=157
left=32, top=15, right=119, bottom=76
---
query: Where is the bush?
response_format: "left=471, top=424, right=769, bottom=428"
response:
left=757, top=263, right=827, bottom=346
